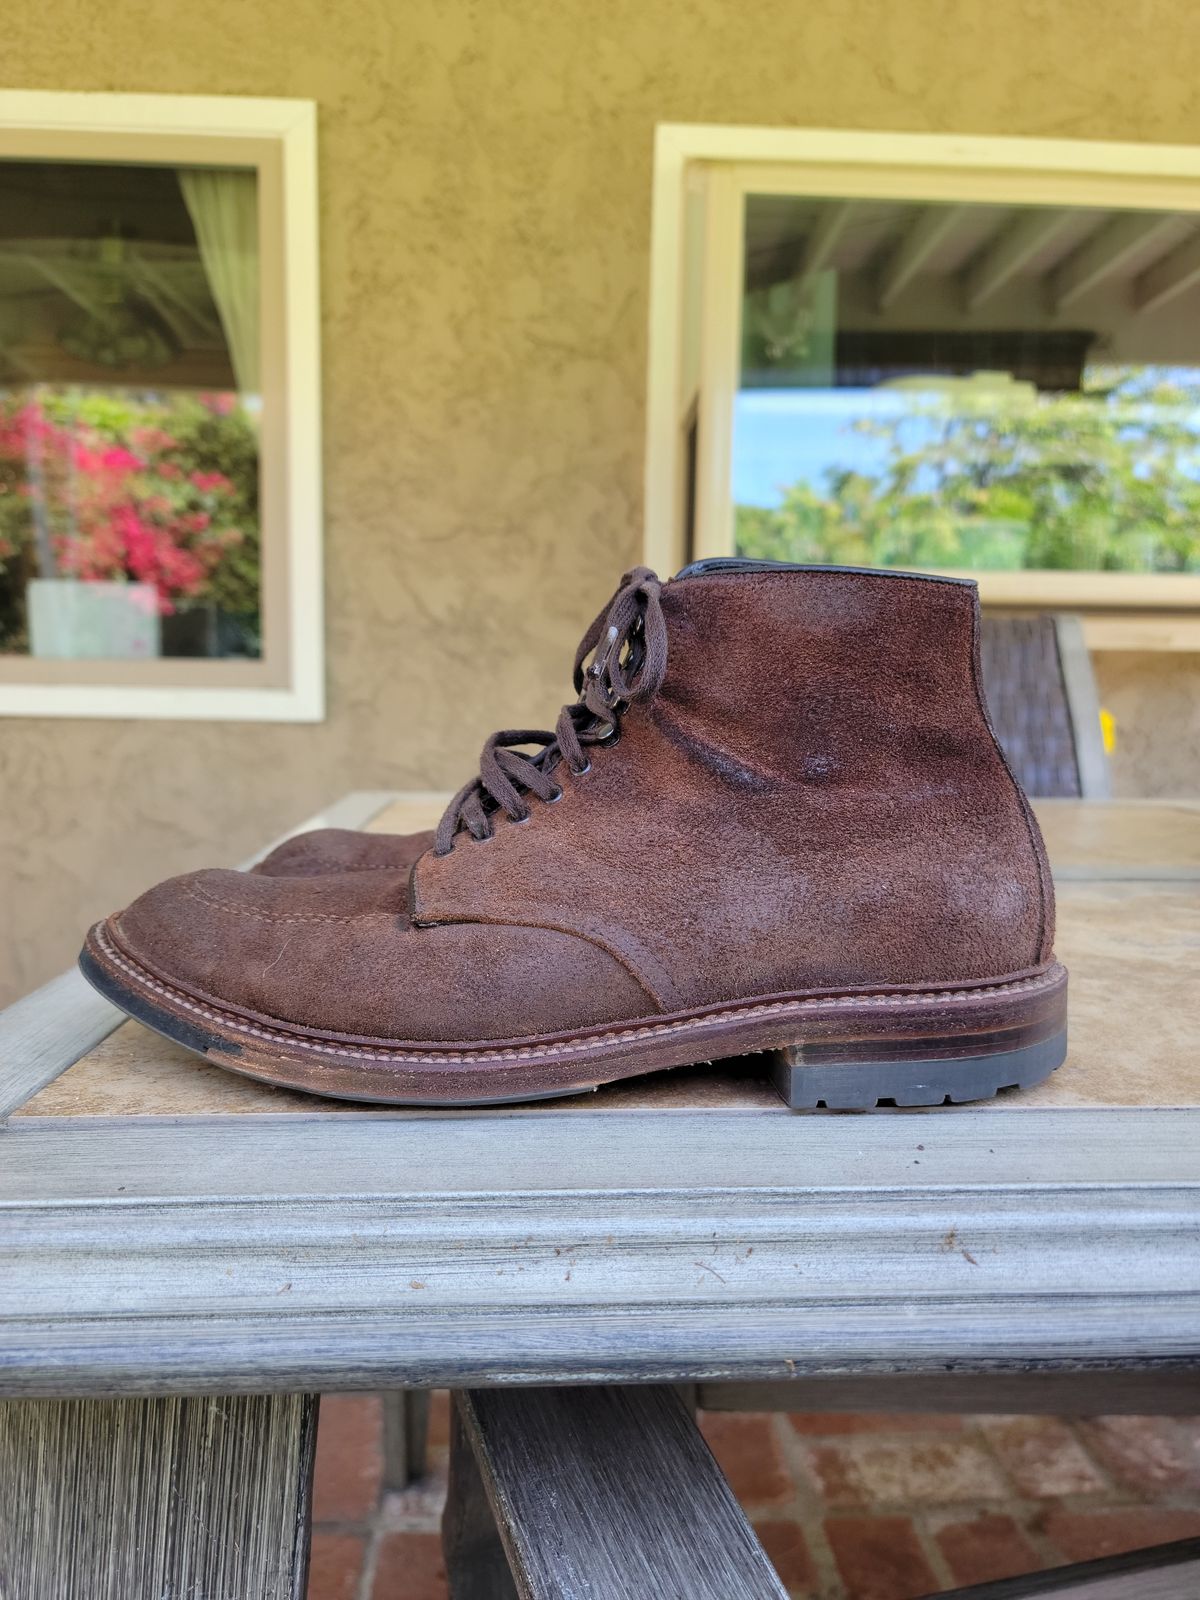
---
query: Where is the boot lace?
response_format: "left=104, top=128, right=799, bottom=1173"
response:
left=434, top=566, right=667, bottom=855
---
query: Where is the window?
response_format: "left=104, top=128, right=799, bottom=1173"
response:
left=646, top=127, right=1200, bottom=647
left=0, top=93, right=321, bottom=718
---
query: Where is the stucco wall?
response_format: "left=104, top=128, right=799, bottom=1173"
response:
left=4, top=0, right=1200, bottom=1003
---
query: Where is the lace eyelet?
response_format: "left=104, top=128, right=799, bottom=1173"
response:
left=470, top=830, right=493, bottom=844
left=545, top=786, right=564, bottom=804
left=511, top=812, right=532, bottom=825
left=571, top=759, right=592, bottom=778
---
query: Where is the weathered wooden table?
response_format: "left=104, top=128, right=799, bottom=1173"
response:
left=2, top=794, right=1198, bottom=1598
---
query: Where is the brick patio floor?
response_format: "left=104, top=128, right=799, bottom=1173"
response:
left=309, top=1394, right=1200, bottom=1599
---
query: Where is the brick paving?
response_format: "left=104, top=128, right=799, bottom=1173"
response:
left=308, top=1395, right=1200, bottom=1599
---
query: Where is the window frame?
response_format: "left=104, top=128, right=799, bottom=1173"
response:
left=0, top=90, right=323, bottom=719
left=644, top=124, right=1200, bottom=649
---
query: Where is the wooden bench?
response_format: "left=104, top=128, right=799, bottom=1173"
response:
left=1, top=793, right=1198, bottom=1597
left=447, top=1385, right=1200, bottom=1599
left=446, top=1385, right=788, bottom=1597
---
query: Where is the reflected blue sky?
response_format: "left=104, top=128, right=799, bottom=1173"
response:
left=732, top=382, right=1200, bottom=509
left=733, top=389, right=903, bottom=508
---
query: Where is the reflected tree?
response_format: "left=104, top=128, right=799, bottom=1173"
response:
left=737, top=368, right=1200, bottom=574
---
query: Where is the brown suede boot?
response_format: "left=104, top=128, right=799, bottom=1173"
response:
left=80, top=561, right=1066, bottom=1109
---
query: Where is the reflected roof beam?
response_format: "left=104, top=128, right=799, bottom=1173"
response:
left=1049, top=212, right=1178, bottom=310
left=19, top=252, right=104, bottom=318
left=796, top=201, right=855, bottom=283
left=1134, top=228, right=1200, bottom=314
left=134, top=260, right=222, bottom=343
left=962, top=210, right=1073, bottom=311
left=876, top=207, right=967, bottom=311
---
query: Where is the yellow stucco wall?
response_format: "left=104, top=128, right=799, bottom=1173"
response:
left=4, top=0, right=1200, bottom=1003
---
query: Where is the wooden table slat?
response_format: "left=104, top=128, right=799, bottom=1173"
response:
left=446, top=1386, right=788, bottom=1598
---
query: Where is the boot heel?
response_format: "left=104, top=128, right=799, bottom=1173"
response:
left=771, top=1029, right=1067, bottom=1109
left=769, top=968, right=1068, bottom=1110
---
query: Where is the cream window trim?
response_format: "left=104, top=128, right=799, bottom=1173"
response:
left=0, top=91, right=323, bottom=720
left=644, top=124, right=1200, bottom=648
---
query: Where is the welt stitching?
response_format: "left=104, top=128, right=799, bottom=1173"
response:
left=95, top=923, right=1057, bottom=1069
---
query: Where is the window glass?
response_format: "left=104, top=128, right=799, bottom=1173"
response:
left=734, top=195, right=1200, bottom=576
left=0, top=159, right=261, bottom=660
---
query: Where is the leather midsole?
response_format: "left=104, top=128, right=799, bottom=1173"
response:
left=87, top=919, right=1066, bottom=1067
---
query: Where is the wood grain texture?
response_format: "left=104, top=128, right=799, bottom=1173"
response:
left=7, top=1104, right=1199, bottom=1197
left=0, top=1392, right=315, bottom=1599
left=1, top=1108, right=1197, bottom=1395
left=0, top=969, right=122, bottom=1120
left=444, top=1401, right=520, bottom=1600
left=451, top=1386, right=788, bottom=1598
left=6, top=1312, right=1198, bottom=1400
left=932, top=1536, right=1200, bottom=1599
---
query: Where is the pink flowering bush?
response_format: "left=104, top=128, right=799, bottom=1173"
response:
left=0, top=388, right=260, bottom=653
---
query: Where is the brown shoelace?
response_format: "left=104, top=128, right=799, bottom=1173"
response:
left=434, top=566, right=668, bottom=854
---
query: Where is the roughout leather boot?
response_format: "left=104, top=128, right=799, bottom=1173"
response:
left=80, top=561, right=1067, bottom=1110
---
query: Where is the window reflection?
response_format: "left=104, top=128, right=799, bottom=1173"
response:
left=734, top=196, right=1200, bottom=577
left=0, top=161, right=261, bottom=659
